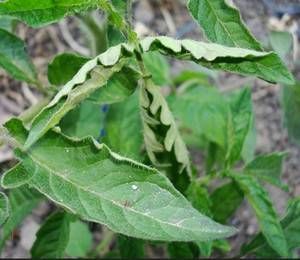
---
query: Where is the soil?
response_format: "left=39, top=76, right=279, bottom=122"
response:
left=0, top=0, right=299, bottom=258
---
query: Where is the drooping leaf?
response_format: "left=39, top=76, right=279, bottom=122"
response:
left=140, top=36, right=294, bottom=85
left=210, top=182, right=244, bottom=224
left=0, top=192, right=9, bottom=226
left=2, top=118, right=236, bottom=242
left=103, top=92, right=143, bottom=161
left=117, top=235, right=145, bottom=259
left=170, top=85, right=229, bottom=148
left=60, top=100, right=104, bottom=139
left=244, top=152, right=288, bottom=191
left=241, top=198, right=300, bottom=257
left=89, top=66, right=140, bottom=105
left=25, top=43, right=135, bottom=148
left=66, top=220, right=93, bottom=258
left=31, top=212, right=71, bottom=259
left=187, top=0, right=262, bottom=50
left=143, top=51, right=171, bottom=86
left=48, top=53, right=90, bottom=86
left=0, top=28, right=37, bottom=83
left=0, top=186, right=41, bottom=250
left=0, top=0, right=99, bottom=28
left=231, top=173, right=289, bottom=257
left=225, top=87, right=253, bottom=166
left=282, top=83, right=300, bottom=147
left=139, top=79, right=192, bottom=177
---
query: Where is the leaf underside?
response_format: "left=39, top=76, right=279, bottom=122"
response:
left=2, top=118, right=236, bottom=242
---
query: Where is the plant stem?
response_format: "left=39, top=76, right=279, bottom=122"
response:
left=91, top=228, right=115, bottom=258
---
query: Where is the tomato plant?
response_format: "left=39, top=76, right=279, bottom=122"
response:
left=0, top=0, right=299, bottom=258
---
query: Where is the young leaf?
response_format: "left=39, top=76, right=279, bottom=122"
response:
left=66, top=220, right=92, bottom=258
left=231, top=173, right=289, bottom=257
left=244, top=152, right=288, bottom=191
left=89, top=66, right=140, bottom=105
left=103, top=92, right=143, bottom=161
left=140, top=79, right=192, bottom=176
left=0, top=192, right=9, bottom=226
left=225, top=87, right=253, bottom=166
left=140, top=36, right=294, bottom=85
left=282, top=83, right=300, bottom=147
left=0, top=28, right=37, bottom=83
left=0, top=186, right=41, bottom=250
left=170, top=85, right=229, bottom=148
left=0, top=0, right=99, bottom=28
left=117, top=235, right=145, bottom=259
left=210, top=182, right=244, bottom=224
left=2, top=118, right=236, bottom=242
left=31, top=212, right=71, bottom=258
left=143, top=51, right=171, bottom=86
left=48, top=53, right=90, bottom=86
left=187, top=0, right=262, bottom=50
left=241, top=198, right=300, bottom=257
left=25, top=43, right=135, bottom=148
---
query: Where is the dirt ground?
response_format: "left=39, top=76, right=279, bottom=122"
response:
left=0, top=0, right=299, bottom=258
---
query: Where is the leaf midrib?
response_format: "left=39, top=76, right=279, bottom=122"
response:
left=26, top=150, right=213, bottom=238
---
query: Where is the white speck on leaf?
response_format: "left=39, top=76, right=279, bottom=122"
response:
left=132, top=185, right=138, bottom=191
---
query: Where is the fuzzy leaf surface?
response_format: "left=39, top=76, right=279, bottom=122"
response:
left=0, top=192, right=9, bottom=226
left=2, top=118, right=236, bottom=242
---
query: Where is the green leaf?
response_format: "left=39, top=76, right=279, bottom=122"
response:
left=187, top=0, right=262, bottom=50
left=48, top=53, right=90, bottom=86
left=2, top=118, right=236, bottom=242
left=89, top=66, right=140, bottom=105
left=282, top=83, right=300, bottom=147
left=225, top=87, right=253, bottom=166
left=66, top=220, right=92, bottom=257
left=186, top=182, right=212, bottom=217
left=0, top=192, right=9, bottom=226
left=0, top=0, right=99, bottom=28
left=211, top=182, right=244, bottom=224
left=103, top=92, right=143, bottom=161
left=241, top=114, right=256, bottom=163
left=140, top=36, right=294, bottom=85
left=196, top=241, right=212, bottom=257
left=25, top=43, right=135, bottom=148
left=244, top=152, right=288, bottom=191
left=170, top=85, right=229, bottom=148
left=143, top=51, right=171, bottom=86
left=0, top=15, right=17, bottom=32
left=31, top=212, right=71, bottom=259
left=241, top=198, right=300, bottom=257
left=140, top=79, right=192, bottom=177
left=167, top=242, right=199, bottom=259
left=59, top=100, right=104, bottom=139
left=0, top=186, right=41, bottom=250
left=0, top=28, right=37, bottom=83
left=269, top=31, right=293, bottom=59
left=117, top=235, right=145, bottom=259
left=231, top=173, right=289, bottom=257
